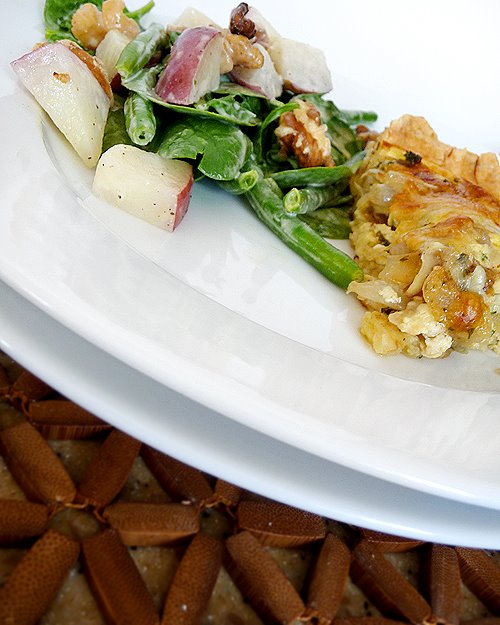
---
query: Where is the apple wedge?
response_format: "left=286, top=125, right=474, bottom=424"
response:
left=269, top=37, right=333, bottom=94
left=155, top=27, right=223, bottom=105
left=96, top=29, right=131, bottom=83
left=245, top=6, right=281, bottom=48
left=92, top=145, right=194, bottom=231
left=169, top=7, right=221, bottom=30
left=230, top=44, right=283, bottom=99
left=11, top=43, right=111, bottom=167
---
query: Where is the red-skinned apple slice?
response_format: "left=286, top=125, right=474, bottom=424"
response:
left=11, top=43, right=111, bottom=167
left=230, top=44, right=283, bottom=99
left=92, top=145, right=194, bottom=231
left=269, top=37, right=333, bottom=94
left=155, top=27, right=223, bottom=105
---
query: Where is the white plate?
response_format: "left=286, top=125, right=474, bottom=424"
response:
left=1, top=1, right=500, bottom=507
left=4, top=276, right=500, bottom=549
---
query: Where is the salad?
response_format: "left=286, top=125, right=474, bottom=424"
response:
left=11, top=0, right=377, bottom=291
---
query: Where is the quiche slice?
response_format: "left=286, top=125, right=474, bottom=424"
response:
left=347, top=115, right=500, bottom=358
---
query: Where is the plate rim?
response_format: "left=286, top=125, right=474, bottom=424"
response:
left=1, top=0, right=500, bottom=511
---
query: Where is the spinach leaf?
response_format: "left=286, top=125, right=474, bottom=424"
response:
left=123, top=66, right=264, bottom=127
left=194, top=94, right=263, bottom=126
left=44, top=0, right=102, bottom=41
left=339, top=109, right=378, bottom=126
left=253, top=101, right=298, bottom=165
left=43, top=0, right=154, bottom=44
left=102, top=106, right=134, bottom=153
left=158, top=117, right=250, bottom=181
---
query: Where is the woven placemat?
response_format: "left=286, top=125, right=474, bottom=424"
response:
left=0, top=350, right=498, bottom=625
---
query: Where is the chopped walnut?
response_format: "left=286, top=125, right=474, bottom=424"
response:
left=71, top=4, right=107, bottom=50
left=229, top=3, right=256, bottom=39
left=223, top=33, right=264, bottom=72
left=71, top=0, right=139, bottom=51
left=355, top=124, right=379, bottom=146
left=275, top=99, right=335, bottom=168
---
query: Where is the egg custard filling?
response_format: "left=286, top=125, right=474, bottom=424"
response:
left=347, top=115, right=500, bottom=358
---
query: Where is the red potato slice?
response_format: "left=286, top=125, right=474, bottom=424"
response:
left=92, top=145, right=194, bottom=231
left=155, top=27, right=223, bottom=105
left=230, top=43, right=283, bottom=99
left=11, top=43, right=111, bottom=167
left=269, top=37, right=333, bottom=94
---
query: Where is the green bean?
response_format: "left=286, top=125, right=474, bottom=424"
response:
left=271, top=151, right=365, bottom=189
left=124, top=92, right=157, bottom=146
left=283, top=184, right=347, bottom=215
left=244, top=177, right=363, bottom=290
left=218, top=170, right=260, bottom=195
left=299, top=207, right=352, bottom=239
left=116, top=23, right=168, bottom=80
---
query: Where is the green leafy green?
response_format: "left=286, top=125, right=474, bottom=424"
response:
left=44, top=0, right=102, bottom=36
left=339, top=109, right=378, bottom=126
left=43, top=0, right=154, bottom=45
left=158, top=117, right=250, bottom=181
left=123, top=66, right=267, bottom=127
left=253, top=102, right=298, bottom=165
left=101, top=100, right=134, bottom=153
left=194, top=94, right=263, bottom=127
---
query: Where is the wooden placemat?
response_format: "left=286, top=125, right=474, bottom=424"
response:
left=0, top=350, right=498, bottom=625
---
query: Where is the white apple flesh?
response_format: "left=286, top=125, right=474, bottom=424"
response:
left=11, top=43, right=111, bottom=167
left=92, top=145, right=194, bottom=232
left=169, top=7, right=221, bottom=30
left=245, top=6, right=281, bottom=48
left=269, top=37, right=333, bottom=94
left=155, top=27, right=223, bottom=105
left=230, top=44, right=283, bottom=99
left=95, top=29, right=131, bottom=83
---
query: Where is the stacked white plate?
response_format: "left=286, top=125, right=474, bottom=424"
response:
left=1, top=0, right=499, bottom=547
